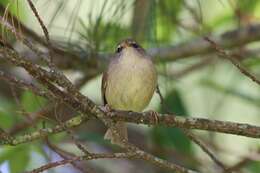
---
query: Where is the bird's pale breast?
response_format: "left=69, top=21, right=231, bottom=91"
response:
left=105, top=49, right=157, bottom=112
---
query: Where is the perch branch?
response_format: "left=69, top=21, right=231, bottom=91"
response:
left=2, top=108, right=260, bottom=146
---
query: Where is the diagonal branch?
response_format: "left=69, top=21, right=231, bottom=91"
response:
left=46, top=139, right=93, bottom=173
left=183, top=130, right=227, bottom=170
left=205, top=37, right=260, bottom=86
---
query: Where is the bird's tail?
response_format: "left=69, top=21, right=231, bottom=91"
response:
left=104, top=122, right=128, bottom=145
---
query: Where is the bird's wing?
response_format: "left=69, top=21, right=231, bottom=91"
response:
left=101, top=53, right=120, bottom=106
left=101, top=70, right=108, bottom=105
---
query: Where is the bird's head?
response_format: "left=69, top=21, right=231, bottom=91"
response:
left=115, top=38, right=145, bottom=54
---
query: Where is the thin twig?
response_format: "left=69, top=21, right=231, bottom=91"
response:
left=204, top=37, right=260, bottom=86
left=224, top=158, right=250, bottom=173
left=28, top=150, right=199, bottom=173
left=0, top=70, right=53, bottom=99
left=26, top=0, right=49, bottom=42
left=182, top=130, right=227, bottom=171
left=46, top=139, right=91, bottom=173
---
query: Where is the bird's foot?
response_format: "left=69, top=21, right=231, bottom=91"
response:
left=100, top=104, right=113, bottom=113
left=146, top=110, right=159, bottom=126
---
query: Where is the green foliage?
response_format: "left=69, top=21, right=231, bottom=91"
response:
left=78, top=0, right=132, bottom=53
left=236, top=0, right=260, bottom=12
left=156, top=0, right=183, bottom=42
left=0, top=145, right=30, bottom=173
left=0, top=0, right=16, bottom=14
left=151, top=89, right=192, bottom=154
left=0, top=0, right=25, bottom=17
left=0, top=98, right=16, bottom=129
left=208, top=14, right=234, bottom=30
left=78, top=131, right=108, bottom=144
left=243, top=58, right=260, bottom=69
left=21, top=91, right=47, bottom=112
left=79, top=20, right=130, bottom=52
left=247, top=161, right=260, bottom=173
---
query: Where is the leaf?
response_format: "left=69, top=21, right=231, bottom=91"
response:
left=0, top=0, right=26, bottom=17
left=156, top=0, right=183, bottom=42
left=160, top=88, right=188, bottom=115
left=78, top=131, right=107, bottom=145
left=247, top=161, right=260, bottom=173
left=0, top=98, right=15, bottom=129
left=237, top=0, right=260, bottom=12
left=243, top=58, right=260, bottom=69
left=151, top=89, right=192, bottom=154
left=9, top=148, right=30, bottom=173
left=21, top=91, right=47, bottom=112
left=0, top=145, right=30, bottom=173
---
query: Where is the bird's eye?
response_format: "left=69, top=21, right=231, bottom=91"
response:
left=116, top=45, right=123, bottom=53
left=131, top=42, right=139, bottom=48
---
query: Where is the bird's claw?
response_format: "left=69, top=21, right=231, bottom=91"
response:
left=100, top=104, right=112, bottom=113
left=146, top=110, right=159, bottom=125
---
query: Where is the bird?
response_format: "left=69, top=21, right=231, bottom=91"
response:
left=101, top=38, right=157, bottom=145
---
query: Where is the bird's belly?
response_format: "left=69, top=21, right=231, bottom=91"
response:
left=106, top=65, right=156, bottom=112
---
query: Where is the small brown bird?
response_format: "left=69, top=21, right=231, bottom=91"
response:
left=102, top=38, right=157, bottom=145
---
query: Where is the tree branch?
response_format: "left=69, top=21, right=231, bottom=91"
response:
left=182, top=130, right=227, bottom=170
left=28, top=151, right=199, bottom=173
left=205, top=37, right=260, bottom=86
left=107, top=110, right=260, bottom=138
left=2, top=108, right=260, bottom=146
left=148, top=23, right=260, bottom=61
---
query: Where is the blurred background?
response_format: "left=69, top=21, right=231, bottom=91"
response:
left=0, top=0, right=260, bottom=172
